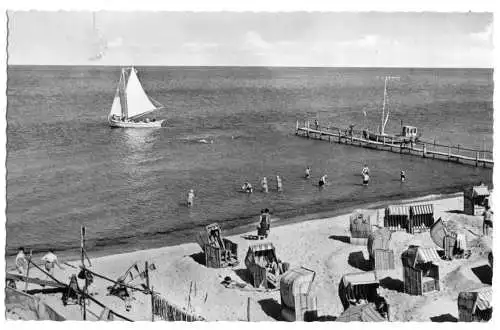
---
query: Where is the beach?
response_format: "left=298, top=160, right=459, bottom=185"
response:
left=6, top=192, right=492, bottom=321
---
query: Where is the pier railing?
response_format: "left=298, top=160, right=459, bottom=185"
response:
left=295, top=120, right=493, bottom=168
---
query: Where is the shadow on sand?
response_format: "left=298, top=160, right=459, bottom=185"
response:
left=257, top=298, right=282, bottom=320
left=471, top=264, right=492, bottom=285
left=329, top=235, right=351, bottom=244
left=235, top=268, right=253, bottom=285
left=379, top=277, right=404, bottom=293
left=348, top=251, right=372, bottom=271
left=430, top=314, right=458, bottom=322
left=189, top=252, right=206, bottom=266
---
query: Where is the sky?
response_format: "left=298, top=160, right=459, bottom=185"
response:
left=7, top=11, right=494, bottom=67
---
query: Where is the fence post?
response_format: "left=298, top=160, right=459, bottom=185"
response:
left=448, top=145, right=451, bottom=161
left=475, top=152, right=479, bottom=167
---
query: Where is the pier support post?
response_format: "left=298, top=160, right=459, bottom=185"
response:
left=448, top=146, right=451, bottom=161
left=295, top=120, right=298, bottom=135
left=423, top=144, right=426, bottom=158
left=476, top=152, right=479, bottom=167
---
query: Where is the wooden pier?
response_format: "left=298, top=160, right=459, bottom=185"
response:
left=295, top=120, right=493, bottom=168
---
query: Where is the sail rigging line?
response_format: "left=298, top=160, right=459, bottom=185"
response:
left=379, top=76, right=399, bottom=135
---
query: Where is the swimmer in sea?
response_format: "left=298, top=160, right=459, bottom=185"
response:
left=276, top=175, right=283, bottom=192
left=400, top=170, right=406, bottom=182
left=362, top=173, right=370, bottom=186
left=242, top=181, right=253, bottom=193
left=305, top=167, right=311, bottom=179
left=361, top=164, right=370, bottom=177
left=187, top=189, right=195, bottom=207
left=261, top=177, right=269, bottom=193
left=319, top=174, right=327, bottom=187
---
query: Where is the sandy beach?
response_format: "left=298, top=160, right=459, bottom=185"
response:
left=6, top=192, right=492, bottom=321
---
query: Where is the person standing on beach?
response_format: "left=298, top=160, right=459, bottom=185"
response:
left=41, top=249, right=64, bottom=277
left=261, top=177, right=269, bottom=193
left=305, top=167, right=311, bottom=179
left=276, top=175, right=283, bottom=192
left=187, top=189, right=195, bottom=207
left=15, top=247, right=28, bottom=275
left=483, top=205, right=493, bottom=236
left=315, top=119, right=319, bottom=130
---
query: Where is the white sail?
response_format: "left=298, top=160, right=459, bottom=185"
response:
left=108, top=88, right=122, bottom=117
left=125, top=68, right=157, bottom=119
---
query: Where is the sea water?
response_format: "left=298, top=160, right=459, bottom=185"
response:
left=6, top=66, right=493, bottom=260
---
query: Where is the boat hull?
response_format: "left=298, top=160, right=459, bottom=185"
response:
left=108, top=118, right=167, bottom=128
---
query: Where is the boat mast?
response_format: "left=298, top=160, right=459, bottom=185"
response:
left=119, top=69, right=128, bottom=119
left=380, top=75, right=399, bottom=135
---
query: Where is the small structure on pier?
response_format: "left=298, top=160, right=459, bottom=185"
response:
left=457, top=286, right=492, bottom=322
left=196, top=223, right=239, bottom=268
left=245, top=242, right=289, bottom=289
left=367, top=228, right=394, bottom=270
left=338, top=271, right=383, bottom=310
left=280, top=267, right=318, bottom=321
left=401, top=245, right=441, bottom=296
left=384, top=205, right=410, bottom=232
left=464, top=184, right=490, bottom=216
left=409, top=204, right=435, bottom=234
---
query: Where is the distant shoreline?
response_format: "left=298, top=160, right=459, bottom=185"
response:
left=6, top=64, right=494, bottom=70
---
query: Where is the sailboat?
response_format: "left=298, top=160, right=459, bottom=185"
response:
left=108, top=67, right=167, bottom=128
left=362, top=76, right=420, bottom=144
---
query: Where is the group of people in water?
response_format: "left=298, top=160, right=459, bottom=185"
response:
left=241, top=175, right=283, bottom=194
left=186, top=165, right=408, bottom=207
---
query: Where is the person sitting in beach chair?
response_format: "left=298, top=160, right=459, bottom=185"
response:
left=266, top=260, right=281, bottom=285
